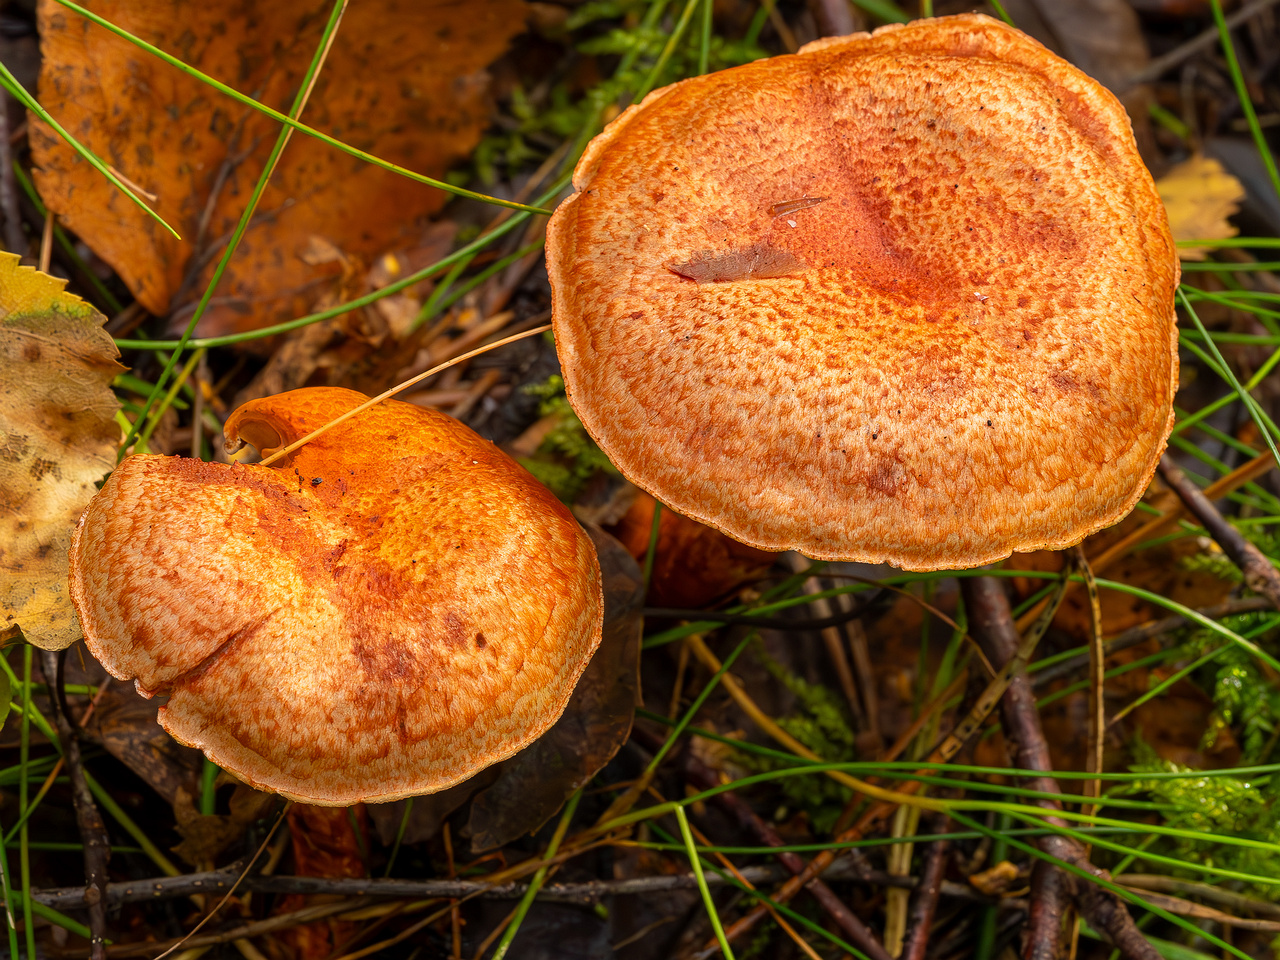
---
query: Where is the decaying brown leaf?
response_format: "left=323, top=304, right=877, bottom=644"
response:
left=1157, top=154, right=1245, bottom=260
left=0, top=252, right=123, bottom=650
left=365, top=526, right=642, bottom=851
left=32, top=0, right=525, bottom=339
left=84, top=679, right=202, bottom=805
left=969, top=860, right=1022, bottom=897
left=609, top=492, right=777, bottom=609
left=172, top=783, right=277, bottom=866
left=467, top=524, right=643, bottom=851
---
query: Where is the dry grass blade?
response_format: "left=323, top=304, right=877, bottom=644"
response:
left=256, top=325, right=550, bottom=466
left=1075, top=547, right=1105, bottom=818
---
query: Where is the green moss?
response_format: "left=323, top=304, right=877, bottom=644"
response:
left=517, top=375, right=617, bottom=504
left=1121, top=737, right=1280, bottom=900
left=466, top=0, right=766, bottom=185
left=1179, top=610, right=1280, bottom=763
left=737, top=641, right=857, bottom=835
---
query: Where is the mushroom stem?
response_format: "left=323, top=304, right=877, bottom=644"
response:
left=901, top=813, right=951, bottom=960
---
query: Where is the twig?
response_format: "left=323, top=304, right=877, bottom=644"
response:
left=786, top=553, right=865, bottom=727
left=848, top=616, right=881, bottom=748
left=962, top=577, right=1158, bottom=960
left=1159, top=455, right=1280, bottom=609
left=26, top=859, right=861, bottom=912
left=901, top=813, right=950, bottom=960
left=1122, top=0, right=1280, bottom=89
left=672, top=729, right=892, bottom=960
left=1025, top=860, right=1068, bottom=960
left=808, top=0, right=857, bottom=38
left=24, top=860, right=1023, bottom=915
left=41, top=651, right=109, bottom=960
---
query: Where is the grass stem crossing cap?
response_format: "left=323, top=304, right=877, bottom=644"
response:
left=546, top=14, right=1179, bottom=571
left=68, top=387, right=603, bottom=805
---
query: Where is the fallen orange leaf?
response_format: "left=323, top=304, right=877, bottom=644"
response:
left=32, top=0, right=525, bottom=339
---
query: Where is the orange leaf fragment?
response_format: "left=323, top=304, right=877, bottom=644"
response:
left=32, top=0, right=525, bottom=338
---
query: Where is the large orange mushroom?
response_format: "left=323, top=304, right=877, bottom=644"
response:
left=546, top=14, right=1179, bottom=571
left=68, top=387, right=603, bottom=805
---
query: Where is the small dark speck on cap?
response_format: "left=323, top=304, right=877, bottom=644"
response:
left=311, top=477, right=323, bottom=486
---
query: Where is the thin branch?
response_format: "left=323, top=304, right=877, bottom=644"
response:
left=962, top=577, right=1158, bottom=960
left=1122, top=0, right=1280, bottom=88
left=901, top=813, right=951, bottom=960
left=41, top=650, right=109, bottom=960
left=1159, top=455, right=1280, bottom=609
left=1025, top=860, right=1068, bottom=960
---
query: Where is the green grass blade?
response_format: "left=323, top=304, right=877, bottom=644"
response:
left=949, top=810, right=1252, bottom=960
left=0, top=63, right=180, bottom=240
left=851, top=0, right=909, bottom=22
left=635, top=0, right=704, bottom=102
left=675, top=804, right=736, bottom=960
left=1109, top=645, right=1229, bottom=726
left=17, top=648, right=32, bottom=960
left=490, top=789, right=582, bottom=960
left=120, top=0, right=350, bottom=455
left=1211, top=0, right=1280, bottom=203
left=54, top=0, right=550, bottom=216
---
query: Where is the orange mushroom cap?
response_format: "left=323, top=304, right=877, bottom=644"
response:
left=68, top=387, right=603, bottom=805
left=546, top=14, right=1179, bottom=571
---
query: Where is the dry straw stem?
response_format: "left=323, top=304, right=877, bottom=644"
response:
left=256, top=324, right=550, bottom=468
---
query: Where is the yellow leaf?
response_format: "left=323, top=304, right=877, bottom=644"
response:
left=0, top=253, right=123, bottom=650
left=1156, top=155, right=1245, bottom=261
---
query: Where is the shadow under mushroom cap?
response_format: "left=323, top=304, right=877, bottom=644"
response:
left=546, top=13, right=1179, bottom=572
left=68, top=387, right=604, bottom=805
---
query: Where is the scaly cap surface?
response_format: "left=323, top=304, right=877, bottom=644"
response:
left=546, top=14, right=1179, bottom=570
left=69, top=387, right=603, bottom=804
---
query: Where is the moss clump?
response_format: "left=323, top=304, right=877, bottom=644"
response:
left=518, top=375, right=617, bottom=504
left=738, top=641, right=857, bottom=835
left=1120, top=737, right=1280, bottom=901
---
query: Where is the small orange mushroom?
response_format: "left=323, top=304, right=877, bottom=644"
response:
left=546, top=14, right=1179, bottom=571
left=69, top=387, right=603, bottom=805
